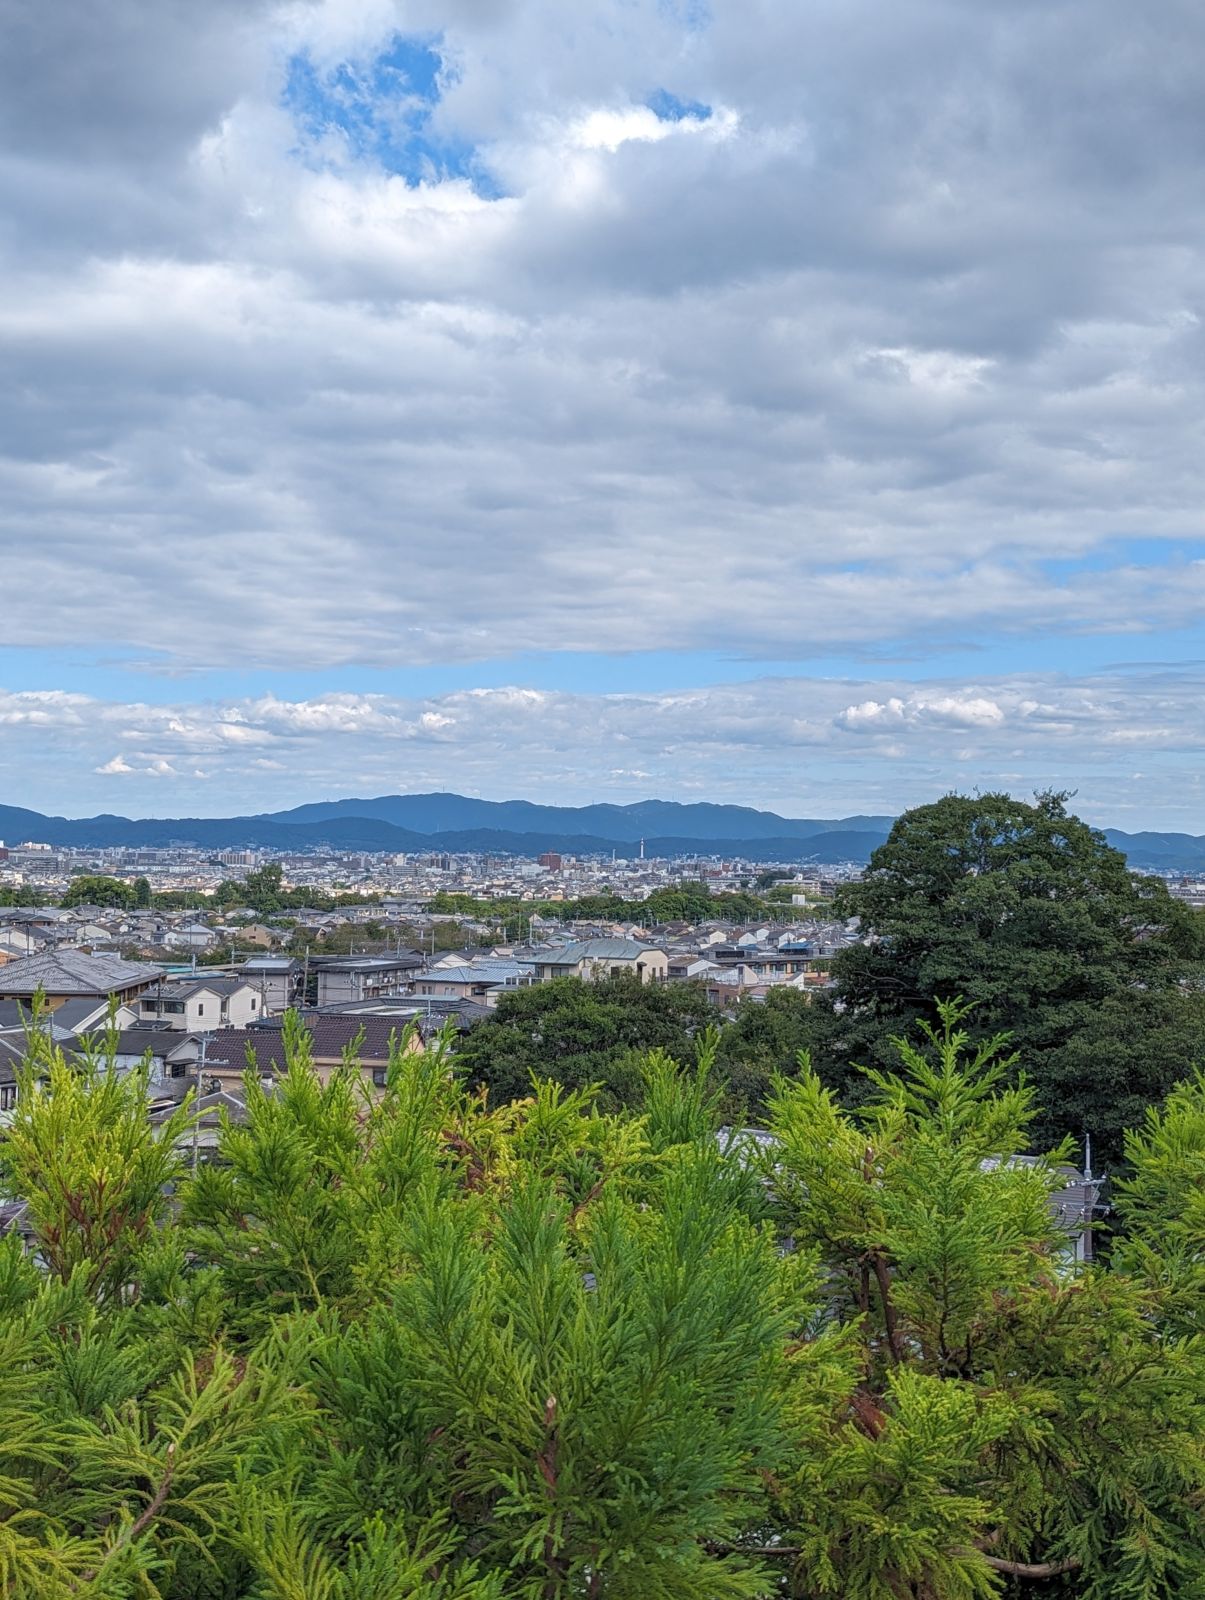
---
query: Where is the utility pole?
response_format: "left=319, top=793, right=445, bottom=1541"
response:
left=191, top=1032, right=209, bottom=1174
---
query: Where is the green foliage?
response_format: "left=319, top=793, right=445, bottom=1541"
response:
left=0, top=995, right=1201, bottom=1596
left=146, top=889, right=212, bottom=911
left=1, top=1022, right=196, bottom=1304
left=0, top=885, right=44, bottom=907
left=454, top=975, right=718, bottom=1107
left=61, top=874, right=138, bottom=910
left=640, top=1027, right=725, bottom=1151
left=284, top=918, right=477, bottom=958
left=1112, top=1067, right=1205, bottom=1336
left=815, top=792, right=1205, bottom=1162
left=715, top=988, right=820, bottom=1110
left=215, top=863, right=286, bottom=915
left=756, top=1000, right=1205, bottom=1599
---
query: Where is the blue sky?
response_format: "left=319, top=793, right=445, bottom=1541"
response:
left=3, top=0, right=1205, bottom=826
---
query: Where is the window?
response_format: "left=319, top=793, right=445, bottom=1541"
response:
left=197, top=1004, right=204, bottom=1016
left=0, top=1085, right=15, bottom=1112
left=141, top=999, right=158, bottom=1012
left=372, top=1067, right=388, bottom=1088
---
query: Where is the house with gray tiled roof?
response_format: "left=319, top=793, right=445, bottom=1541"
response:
left=134, top=976, right=263, bottom=1032
left=532, top=939, right=668, bottom=983
left=413, top=960, right=535, bottom=1007
left=0, top=950, right=165, bottom=1011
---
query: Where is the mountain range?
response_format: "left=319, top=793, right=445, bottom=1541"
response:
left=1, top=793, right=1204, bottom=870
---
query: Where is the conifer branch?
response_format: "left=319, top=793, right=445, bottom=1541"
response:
left=977, top=1552, right=1081, bottom=1579
left=80, top=1443, right=176, bottom=1585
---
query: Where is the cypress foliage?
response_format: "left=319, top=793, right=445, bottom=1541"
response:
left=0, top=1001, right=1200, bottom=1596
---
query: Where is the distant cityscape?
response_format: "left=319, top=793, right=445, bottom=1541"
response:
left=7, top=790, right=1205, bottom=871
left=0, top=796, right=871, bottom=1128
left=5, top=789, right=1205, bottom=1119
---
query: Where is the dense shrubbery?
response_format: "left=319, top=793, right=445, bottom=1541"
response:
left=0, top=1003, right=1202, bottom=1598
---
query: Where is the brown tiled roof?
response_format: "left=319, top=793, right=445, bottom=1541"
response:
left=203, top=1014, right=416, bottom=1075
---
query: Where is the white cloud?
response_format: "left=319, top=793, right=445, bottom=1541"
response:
left=5, top=0, right=1205, bottom=830
left=838, top=693, right=1006, bottom=732
left=4, top=668, right=1202, bottom=828
left=2, top=1, right=1205, bottom=673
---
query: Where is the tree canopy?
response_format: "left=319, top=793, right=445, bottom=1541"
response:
left=60, top=874, right=138, bottom=910
left=814, top=792, right=1205, bottom=1162
left=454, top=974, right=718, bottom=1108
left=428, top=883, right=773, bottom=932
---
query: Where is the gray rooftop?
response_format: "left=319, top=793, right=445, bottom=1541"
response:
left=153, top=976, right=254, bottom=997
left=0, top=950, right=166, bottom=998
left=419, top=961, right=532, bottom=986
left=538, top=938, right=665, bottom=965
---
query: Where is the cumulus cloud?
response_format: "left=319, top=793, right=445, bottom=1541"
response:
left=837, top=694, right=1007, bottom=732
left=5, top=669, right=1205, bottom=828
left=6, top=0, right=1205, bottom=830
left=2, top=0, right=1205, bottom=677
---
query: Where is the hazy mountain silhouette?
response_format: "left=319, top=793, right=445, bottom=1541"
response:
left=1, top=795, right=1203, bottom=868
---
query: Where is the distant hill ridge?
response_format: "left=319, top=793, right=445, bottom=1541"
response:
left=0, top=794, right=1203, bottom=869
left=255, top=793, right=896, bottom=842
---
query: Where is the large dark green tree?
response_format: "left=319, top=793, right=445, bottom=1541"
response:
left=813, top=792, right=1205, bottom=1161
left=60, top=875, right=138, bottom=910
left=714, top=987, right=822, bottom=1114
left=455, top=975, right=717, bottom=1107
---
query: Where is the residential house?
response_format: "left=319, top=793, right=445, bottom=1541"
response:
left=308, top=995, right=490, bottom=1031
left=65, top=1026, right=204, bottom=1083
left=532, top=939, right=669, bottom=984
left=311, top=954, right=424, bottom=1007
left=202, top=1014, right=422, bottom=1095
left=163, top=922, right=218, bottom=953
left=0, top=908, right=66, bottom=945
left=666, top=955, right=720, bottom=982
left=0, top=950, right=165, bottom=1012
left=0, top=995, right=139, bottom=1035
left=708, top=945, right=816, bottom=983
left=135, top=977, right=264, bottom=1032
left=238, top=956, right=302, bottom=1013
left=0, top=934, right=33, bottom=966
left=0, top=915, right=46, bottom=962
left=412, top=960, right=535, bottom=1007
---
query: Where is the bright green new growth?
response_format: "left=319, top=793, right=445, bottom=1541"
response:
left=0, top=999, right=1200, bottom=1597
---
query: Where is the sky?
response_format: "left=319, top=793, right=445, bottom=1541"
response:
left=3, top=0, right=1205, bottom=828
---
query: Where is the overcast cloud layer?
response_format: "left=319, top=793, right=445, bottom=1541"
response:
left=3, top=0, right=1205, bottom=823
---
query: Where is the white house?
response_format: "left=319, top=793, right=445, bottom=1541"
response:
left=135, top=977, right=264, bottom=1032
left=532, top=939, right=669, bottom=984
